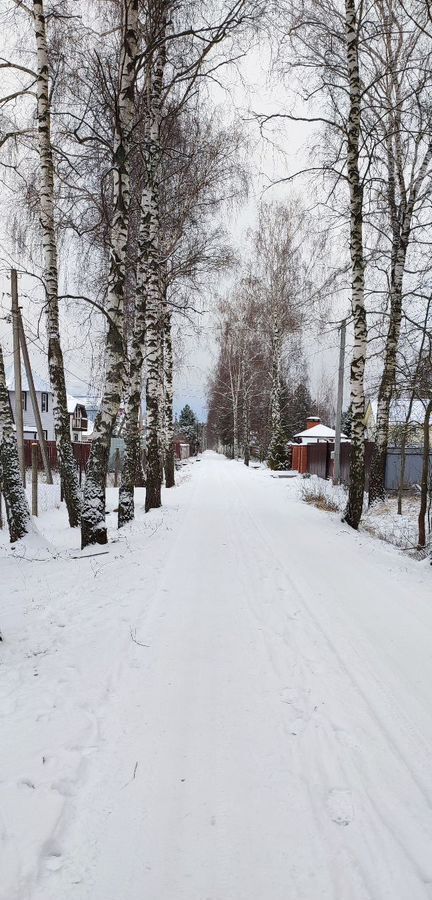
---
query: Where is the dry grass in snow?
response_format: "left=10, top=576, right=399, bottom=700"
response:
left=299, top=474, right=429, bottom=558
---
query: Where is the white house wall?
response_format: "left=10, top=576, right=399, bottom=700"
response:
left=9, top=389, right=56, bottom=441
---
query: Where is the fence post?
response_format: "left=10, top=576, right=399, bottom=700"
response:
left=31, top=442, right=38, bottom=516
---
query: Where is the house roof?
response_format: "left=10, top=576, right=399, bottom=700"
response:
left=5, top=366, right=51, bottom=395
left=67, top=394, right=87, bottom=414
left=369, top=398, right=429, bottom=425
left=294, top=423, right=347, bottom=440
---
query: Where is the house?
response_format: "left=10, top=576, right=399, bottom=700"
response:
left=6, top=368, right=89, bottom=443
left=294, top=416, right=348, bottom=444
left=68, top=395, right=89, bottom=443
left=175, top=440, right=190, bottom=460
left=6, top=369, right=55, bottom=441
left=365, top=398, right=432, bottom=446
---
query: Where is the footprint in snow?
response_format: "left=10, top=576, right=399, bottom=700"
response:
left=279, top=686, right=311, bottom=735
left=43, top=840, right=63, bottom=872
left=326, top=788, right=354, bottom=826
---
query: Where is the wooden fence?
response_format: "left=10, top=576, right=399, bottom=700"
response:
left=302, top=441, right=375, bottom=487
left=24, top=440, right=91, bottom=474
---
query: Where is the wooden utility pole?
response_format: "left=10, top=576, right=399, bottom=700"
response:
left=18, top=310, right=53, bottom=484
left=31, top=442, right=38, bottom=516
left=114, top=447, right=121, bottom=487
left=333, top=318, right=347, bottom=485
left=11, top=269, right=25, bottom=485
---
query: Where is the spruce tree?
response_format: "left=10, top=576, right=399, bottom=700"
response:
left=178, top=404, right=199, bottom=455
left=283, top=381, right=313, bottom=439
left=268, top=424, right=290, bottom=470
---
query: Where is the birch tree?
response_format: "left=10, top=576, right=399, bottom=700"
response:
left=368, top=0, right=432, bottom=505
left=162, top=288, right=175, bottom=487
left=253, top=200, right=307, bottom=466
left=0, top=342, right=32, bottom=543
left=217, top=301, right=244, bottom=458
left=141, top=6, right=167, bottom=514
left=81, top=0, right=138, bottom=547
left=342, top=0, right=367, bottom=530
left=117, top=239, right=147, bottom=526
left=259, top=0, right=373, bottom=522
left=2, top=0, right=82, bottom=526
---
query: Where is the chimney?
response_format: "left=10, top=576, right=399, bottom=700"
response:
left=306, top=416, right=321, bottom=429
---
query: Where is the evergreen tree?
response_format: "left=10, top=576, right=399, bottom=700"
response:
left=267, top=424, right=290, bottom=470
left=178, top=404, right=199, bottom=454
left=283, top=381, right=313, bottom=439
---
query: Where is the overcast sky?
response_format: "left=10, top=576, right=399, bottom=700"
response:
left=172, top=42, right=349, bottom=421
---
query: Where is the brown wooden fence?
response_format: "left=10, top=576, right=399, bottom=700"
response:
left=303, top=441, right=375, bottom=487
left=24, top=440, right=91, bottom=474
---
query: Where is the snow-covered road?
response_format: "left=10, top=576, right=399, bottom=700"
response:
left=3, top=452, right=432, bottom=899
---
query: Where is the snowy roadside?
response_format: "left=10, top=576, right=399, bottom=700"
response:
left=288, top=470, right=428, bottom=558
left=207, top=458, right=429, bottom=558
left=0, top=462, right=196, bottom=900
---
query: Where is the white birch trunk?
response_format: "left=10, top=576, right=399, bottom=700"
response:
left=117, top=264, right=146, bottom=527
left=32, top=0, right=81, bottom=527
left=343, top=0, right=367, bottom=530
left=232, top=393, right=239, bottom=459
left=143, top=22, right=167, bottom=513
left=268, top=310, right=283, bottom=466
left=228, top=357, right=241, bottom=459
left=242, top=361, right=251, bottom=467
left=0, top=342, right=32, bottom=542
left=81, top=0, right=138, bottom=546
left=163, top=299, right=175, bottom=488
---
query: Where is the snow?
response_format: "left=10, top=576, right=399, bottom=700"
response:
left=66, top=394, right=81, bottom=414
left=300, top=474, right=425, bottom=555
left=294, top=423, right=348, bottom=441
left=2, top=452, right=432, bottom=900
left=5, top=366, right=51, bottom=395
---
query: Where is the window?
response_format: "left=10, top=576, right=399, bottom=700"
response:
left=73, top=433, right=79, bottom=442
left=22, top=391, right=27, bottom=411
left=41, top=392, right=48, bottom=412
